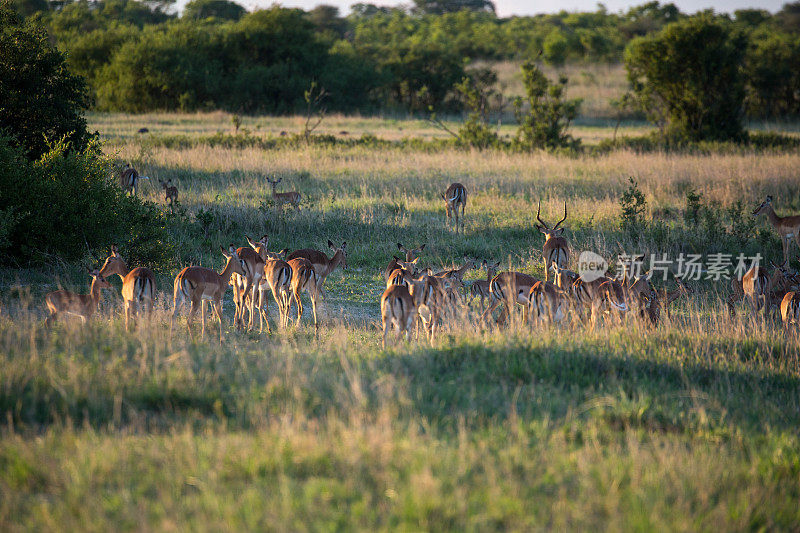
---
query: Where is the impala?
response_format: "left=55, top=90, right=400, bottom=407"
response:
left=44, top=268, right=112, bottom=326
left=434, top=259, right=475, bottom=283
left=481, top=271, right=541, bottom=326
left=728, top=260, right=794, bottom=318
left=227, top=236, right=272, bottom=330
left=753, top=196, right=800, bottom=263
left=247, top=236, right=292, bottom=332
left=266, top=176, right=301, bottom=209
left=590, top=279, right=629, bottom=329
left=528, top=281, right=567, bottom=325
left=171, top=245, right=245, bottom=340
left=159, top=179, right=178, bottom=206
left=780, top=291, right=800, bottom=328
left=381, top=275, right=432, bottom=349
left=397, top=242, right=426, bottom=262
left=655, top=278, right=693, bottom=319
left=287, top=241, right=347, bottom=303
left=98, top=245, right=156, bottom=330
left=119, top=163, right=149, bottom=196
left=386, top=258, right=420, bottom=289
left=287, top=257, right=320, bottom=329
left=535, top=201, right=569, bottom=282
left=469, top=260, right=501, bottom=308
left=442, top=182, right=467, bottom=232
left=624, top=275, right=656, bottom=324
left=417, top=273, right=457, bottom=342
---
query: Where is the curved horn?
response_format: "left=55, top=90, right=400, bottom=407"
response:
left=554, top=202, right=567, bottom=230
left=536, top=201, right=549, bottom=229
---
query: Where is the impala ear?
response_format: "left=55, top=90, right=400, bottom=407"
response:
left=328, top=239, right=334, bottom=249
left=553, top=228, right=565, bottom=236
left=111, top=244, right=119, bottom=256
left=419, top=244, right=426, bottom=252
left=535, top=224, right=545, bottom=233
left=397, top=242, right=405, bottom=251
left=278, top=248, right=289, bottom=258
left=341, top=241, right=346, bottom=249
left=410, top=257, right=419, bottom=265
left=766, top=195, right=773, bottom=202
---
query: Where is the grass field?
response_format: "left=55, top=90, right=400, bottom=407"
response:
left=2, top=114, right=800, bottom=530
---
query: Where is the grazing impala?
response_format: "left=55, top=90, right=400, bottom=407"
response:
left=287, top=241, right=347, bottom=302
left=287, top=257, right=320, bottom=329
left=44, top=268, right=112, bottom=326
left=481, top=271, right=540, bottom=326
left=535, top=201, right=569, bottom=282
left=381, top=275, right=432, bottom=349
left=119, top=163, right=149, bottom=196
left=98, top=245, right=156, bottom=330
left=159, top=179, right=178, bottom=206
left=470, top=260, right=501, bottom=308
left=528, top=281, right=567, bottom=325
left=442, top=183, right=467, bottom=232
left=753, top=196, right=800, bottom=263
left=434, top=259, right=475, bottom=283
left=656, top=278, right=693, bottom=319
left=781, top=291, right=800, bottom=328
left=266, top=176, right=301, bottom=209
left=171, top=245, right=245, bottom=340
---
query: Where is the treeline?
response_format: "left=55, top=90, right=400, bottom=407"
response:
left=9, top=0, right=800, bottom=116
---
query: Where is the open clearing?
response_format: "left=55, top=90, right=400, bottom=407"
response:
left=1, top=115, right=799, bottom=530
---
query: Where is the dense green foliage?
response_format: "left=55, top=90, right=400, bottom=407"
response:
left=0, top=136, right=172, bottom=266
left=0, top=3, right=91, bottom=159
left=625, top=15, right=747, bottom=142
left=6, top=0, right=799, bottom=116
left=513, top=62, right=581, bottom=151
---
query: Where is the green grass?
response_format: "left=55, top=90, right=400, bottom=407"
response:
left=2, top=113, right=800, bottom=530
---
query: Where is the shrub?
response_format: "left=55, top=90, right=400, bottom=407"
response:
left=0, top=135, right=173, bottom=268
left=0, top=3, right=92, bottom=159
left=624, top=15, right=747, bottom=142
left=512, top=61, right=581, bottom=152
left=620, top=176, right=646, bottom=232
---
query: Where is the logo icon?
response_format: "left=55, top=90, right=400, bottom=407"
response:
left=578, top=251, right=608, bottom=282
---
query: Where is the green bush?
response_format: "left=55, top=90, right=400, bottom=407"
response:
left=0, top=135, right=173, bottom=268
left=512, top=61, right=581, bottom=152
left=0, top=3, right=92, bottom=159
left=624, top=15, right=747, bottom=142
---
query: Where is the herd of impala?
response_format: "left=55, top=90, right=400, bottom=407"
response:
left=42, top=174, right=800, bottom=346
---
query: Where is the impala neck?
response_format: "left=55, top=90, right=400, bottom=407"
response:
left=100, top=260, right=129, bottom=281
left=764, top=205, right=781, bottom=226
left=219, top=257, right=239, bottom=286
left=328, top=250, right=344, bottom=273
left=89, top=278, right=105, bottom=307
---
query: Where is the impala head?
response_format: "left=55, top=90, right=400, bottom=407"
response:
left=408, top=273, right=433, bottom=315
left=246, top=234, right=270, bottom=260
left=535, top=201, right=568, bottom=240
left=88, top=268, right=112, bottom=290
left=328, top=240, right=348, bottom=270
left=485, top=260, right=501, bottom=277
left=675, top=278, right=694, bottom=295
left=752, top=195, right=773, bottom=216
left=266, top=176, right=282, bottom=189
left=221, top=244, right=246, bottom=276
left=264, top=248, right=289, bottom=260
left=397, top=242, right=425, bottom=262
left=769, top=259, right=796, bottom=287
left=98, top=244, right=127, bottom=278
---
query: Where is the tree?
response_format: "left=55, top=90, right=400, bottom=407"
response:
left=513, top=60, right=581, bottom=151
left=775, top=2, right=800, bottom=33
left=412, top=0, right=494, bottom=15
left=744, top=30, right=800, bottom=118
left=0, top=2, right=91, bottom=159
left=183, top=0, right=245, bottom=21
left=624, top=15, right=747, bottom=142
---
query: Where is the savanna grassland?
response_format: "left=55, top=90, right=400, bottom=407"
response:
left=2, top=115, right=800, bottom=530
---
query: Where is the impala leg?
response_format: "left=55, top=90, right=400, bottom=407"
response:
left=258, top=287, right=271, bottom=333
left=294, top=289, right=303, bottom=326
left=187, top=299, right=199, bottom=336
left=200, top=300, right=207, bottom=339
left=213, top=299, right=224, bottom=341
left=246, top=277, right=258, bottom=330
